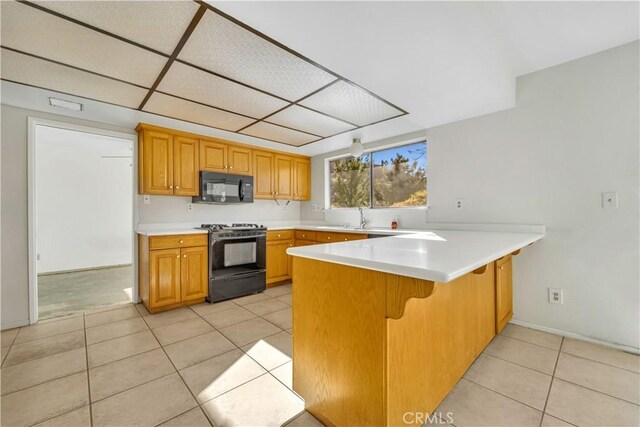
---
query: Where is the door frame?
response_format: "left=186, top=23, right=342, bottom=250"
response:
left=27, top=117, right=139, bottom=324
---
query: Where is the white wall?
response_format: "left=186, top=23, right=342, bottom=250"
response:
left=304, top=41, right=640, bottom=349
left=35, top=126, right=132, bottom=273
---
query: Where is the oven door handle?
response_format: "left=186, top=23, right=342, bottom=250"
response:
left=211, top=234, right=266, bottom=243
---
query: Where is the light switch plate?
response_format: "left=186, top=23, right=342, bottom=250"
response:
left=602, top=192, right=618, bottom=208
left=143, top=195, right=151, bottom=205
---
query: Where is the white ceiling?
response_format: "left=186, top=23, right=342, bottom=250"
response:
left=212, top=1, right=639, bottom=155
left=1, top=1, right=638, bottom=156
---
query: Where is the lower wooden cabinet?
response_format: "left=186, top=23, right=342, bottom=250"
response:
left=495, top=254, right=513, bottom=333
left=266, top=230, right=294, bottom=286
left=139, top=233, right=208, bottom=313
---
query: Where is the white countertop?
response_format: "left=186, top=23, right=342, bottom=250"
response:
left=286, top=229, right=543, bottom=283
left=136, top=228, right=208, bottom=236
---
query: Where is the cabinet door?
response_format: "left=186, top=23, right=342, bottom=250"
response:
left=253, top=151, right=274, bottom=199
left=295, top=239, right=316, bottom=247
left=495, top=255, right=513, bottom=333
left=149, top=248, right=181, bottom=309
left=200, top=139, right=228, bottom=172
left=228, top=146, right=252, bottom=175
left=180, top=246, right=208, bottom=302
left=141, top=130, right=173, bottom=195
left=274, top=155, right=294, bottom=199
left=174, top=136, right=199, bottom=196
left=293, top=158, right=311, bottom=201
left=266, top=240, right=292, bottom=285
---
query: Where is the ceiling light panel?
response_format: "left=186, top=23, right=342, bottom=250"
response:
left=0, top=2, right=166, bottom=87
left=0, top=48, right=147, bottom=108
left=266, top=105, right=355, bottom=137
left=178, top=11, right=337, bottom=101
left=240, top=122, right=319, bottom=147
left=300, top=80, right=404, bottom=126
left=157, top=62, right=288, bottom=119
left=143, top=92, right=255, bottom=132
left=31, top=0, right=200, bottom=55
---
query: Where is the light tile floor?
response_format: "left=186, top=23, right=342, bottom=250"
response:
left=2, top=283, right=639, bottom=427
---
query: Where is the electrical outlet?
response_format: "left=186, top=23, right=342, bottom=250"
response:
left=455, top=198, right=464, bottom=209
left=143, top=195, right=151, bottom=205
left=187, top=203, right=193, bottom=212
left=548, top=288, right=563, bottom=305
left=602, top=192, right=618, bottom=208
left=37, top=253, right=41, bottom=261
left=283, top=205, right=288, bottom=212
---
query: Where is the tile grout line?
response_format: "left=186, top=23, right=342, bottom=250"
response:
left=139, top=310, right=209, bottom=424
left=482, top=351, right=556, bottom=377
left=1, top=326, right=21, bottom=367
left=83, top=313, right=95, bottom=427
left=559, top=349, right=640, bottom=375
left=500, top=332, right=563, bottom=351
left=502, top=328, right=639, bottom=373
left=461, top=378, right=546, bottom=414
left=539, top=337, right=563, bottom=427
left=153, top=406, right=212, bottom=427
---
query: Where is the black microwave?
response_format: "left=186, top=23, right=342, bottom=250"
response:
left=193, top=171, right=254, bottom=204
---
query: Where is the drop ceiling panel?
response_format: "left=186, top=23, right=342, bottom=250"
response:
left=240, top=122, right=319, bottom=146
left=0, top=48, right=147, bottom=108
left=158, top=62, right=288, bottom=119
left=31, top=0, right=200, bottom=55
left=143, top=92, right=254, bottom=132
left=178, top=10, right=337, bottom=101
left=300, top=80, right=404, bottom=126
left=266, top=105, right=355, bottom=137
left=0, top=2, right=166, bottom=87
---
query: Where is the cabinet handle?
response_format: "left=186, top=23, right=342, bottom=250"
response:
left=289, top=244, right=293, bottom=247
left=183, top=254, right=187, bottom=258
left=277, top=234, right=281, bottom=238
left=169, top=185, right=173, bottom=189
left=179, top=240, right=184, bottom=244
left=176, top=186, right=180, bottom=189
left=327, top=237, right=331, bottom=240
left=229, top=165, right=233, bottom=169
left=176, top=254, right=179, bottom=258
left=275, top=192, right=279, bottom=195
left=499, top=266, right=504, bottom=270
left=344, top=238, right=348, bottom=241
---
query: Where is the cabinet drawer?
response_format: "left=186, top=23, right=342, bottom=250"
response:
left=267, top=230, right=294, bottom=241
left=294, top=230, right=316, bottom=241
left=316, top=231, right=367, bottom=243
left=149, top=234, right=208, bottom=250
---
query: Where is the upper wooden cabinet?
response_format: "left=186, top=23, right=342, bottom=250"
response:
left=200, top=138, right=227, bottom=173
left=137, top=123, right=310, bottom=199
left=228, top=146, right=252, bottom=175
left=139, top=128, right=174, bottom=195
left=293, top=158, right=311, bottom=201
left=138, top=125, right=198, bottom=196
left=173, top=136, right=199, bottom=196
left=253, top=150, right=275, bottom=198
left=200, top=138, right=253, bottom=175
left=274, top=155, right=294, bottom=199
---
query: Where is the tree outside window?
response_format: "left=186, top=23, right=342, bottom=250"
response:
left=329, top=141, right=427, bottom=209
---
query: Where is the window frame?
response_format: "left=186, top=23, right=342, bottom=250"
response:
left=325, top=138, right=427, bottom=210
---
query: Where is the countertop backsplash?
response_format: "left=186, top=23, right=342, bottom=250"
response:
left=137, top=195, right=302, bottom=225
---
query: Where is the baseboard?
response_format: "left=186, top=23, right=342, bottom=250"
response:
left=1, top=318, right=30, bottom=330
left=509, top=319, right=640, bottom=355
left=38, top=263, right=132, bottom=276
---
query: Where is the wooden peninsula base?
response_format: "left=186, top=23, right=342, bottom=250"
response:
left=292, top=256, right=512, bottom=426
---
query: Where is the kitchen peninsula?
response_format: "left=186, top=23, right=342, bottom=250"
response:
left=287, top=229, right=543, bottom=426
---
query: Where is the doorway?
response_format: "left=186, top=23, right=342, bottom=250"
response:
left=30, top=120, right=136, bottom=321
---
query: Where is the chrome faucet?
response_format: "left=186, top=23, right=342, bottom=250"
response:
left=358, top=207, right=368, bottom=229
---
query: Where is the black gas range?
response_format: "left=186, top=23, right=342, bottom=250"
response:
left=197, top=223, right=267, bottom=303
